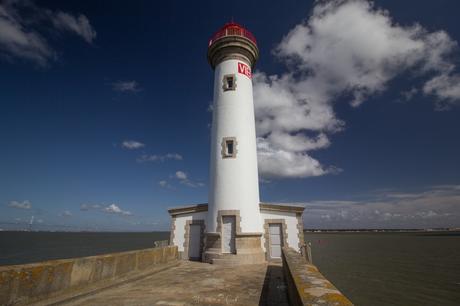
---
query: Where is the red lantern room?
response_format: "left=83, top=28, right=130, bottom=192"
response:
left=207, top=22, right=259, bottom=69
left=208, top=22, right=257, bottom=47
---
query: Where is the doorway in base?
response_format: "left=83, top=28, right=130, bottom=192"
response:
left=222, top=216, right=236, bottom=254
left=269, top=223, right=283, bottom=259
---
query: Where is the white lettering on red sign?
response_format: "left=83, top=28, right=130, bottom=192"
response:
left=238, top=62, right=252, bottom=79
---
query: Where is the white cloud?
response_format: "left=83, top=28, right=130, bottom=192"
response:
left=401, top=88, right=418, bottom=101
left=121, top=140, right=145, bottom=150
left=0, top=1, right=95, bottom=65
left=423, top=74, right=460, bottom=108
left=416, top=210, right=438, bottom=219
left=257, top=138, right=331, bottom=178
left=103, top=204, right=132, bottom=216
left=80, top=203, right=131, bottom=216
left=254, top=0, right=460, bottom=179
left=302, top=185, right=460, bottom=228
left=158, top=180, right=172, bottom=189
left=112, top=80, right=141, bottom=93
left=80, top=203, right=101, bottom=211
left=174, top=170, right=204, bottom=188
left=137, top=153, right=182, bottom=163
left=52, top=12, right=96, bottom=43
left=175, top=171, right=187, bottom=180
left=0, top=5, right=53, bottom=65
left=8, top=200, right=31, bottom=209
left=60, top=210, right=72, bottom=217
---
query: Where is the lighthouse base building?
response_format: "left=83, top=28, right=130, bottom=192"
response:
left=168, top=203, right=305, bottom=263
left=168, top=22, right=305, bottom=264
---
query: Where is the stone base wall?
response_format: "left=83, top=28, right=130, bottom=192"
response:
left=0, top=246, right=178, bottom=306
left=235, top=234, right=262, bottom=254
left=203, top=233, right=265, bottom=265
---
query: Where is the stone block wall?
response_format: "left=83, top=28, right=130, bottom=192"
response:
left=0, top=246, right=178, bottom=306
left=282, top=247, right=354, bottom=306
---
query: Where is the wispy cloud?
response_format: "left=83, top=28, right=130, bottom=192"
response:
left=80, top=203, right=101, bottom=211
left=121, top=140, right=145, bottom=150
left=52, top=11, right=96, bottom=43
left=59, top=210, right=72, bottom=217
left=112, top=80, right=141, bottom=93
left=137, top=153, right=182, bottom=163
left=301, top=185, right=460, bottom=228
left=253, top=0, right=460, bottom=179
left=0, top=1, right=96, bottom=65
left=8, top=200, right=32, bottom=210
left=80, top=203, right=132, bottom=216
left=174, top=171, right=204, bottom=188
left=158, top=180, right=172, bottom=189
left=401, top=88, right=418, bottom=101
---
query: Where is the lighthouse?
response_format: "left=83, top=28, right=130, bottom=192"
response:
left=168, top=23, right=305, bottom=264
left=203, top=22, right=265, bottom=264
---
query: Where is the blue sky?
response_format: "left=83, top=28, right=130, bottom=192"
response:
left=1, top=0, right=459, bottom=231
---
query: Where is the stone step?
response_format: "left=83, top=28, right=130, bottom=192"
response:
left=211, top=252, right=267, bottom=266
left=211, top=258, right=246, bottom=266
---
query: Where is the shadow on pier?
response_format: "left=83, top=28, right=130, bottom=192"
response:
left=259, top=263, right=289, bottom=306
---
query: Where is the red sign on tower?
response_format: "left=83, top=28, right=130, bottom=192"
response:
left=238, top=62, right=252, bottom=79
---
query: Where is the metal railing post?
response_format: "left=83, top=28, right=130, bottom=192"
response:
left=307, top=242, right=313, bottom=265
left=301, top=242, right=313, bottom=264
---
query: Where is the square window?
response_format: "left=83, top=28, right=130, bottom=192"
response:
left=222, top=74, right=236, bottom=91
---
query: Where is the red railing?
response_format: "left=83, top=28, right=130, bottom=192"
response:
left=208, top=23, right=257, bottom=47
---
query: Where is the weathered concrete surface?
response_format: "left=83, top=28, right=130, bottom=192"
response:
left=2, top=245, right=353, bottom=305
left=282, top=247, right=354, bottom=306
left=0, top=246, right=178, bottom=306
left=259, top=263, right=290, bottom=306
left=59, top=261, right=287, bottom=306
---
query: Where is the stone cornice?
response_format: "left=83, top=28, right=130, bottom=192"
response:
left=168, top=202, right=305, bottom=216
left=235, top=232, right=263, bottom=237
left=259, top=202, right=305, bottom=214
left=167, top=203, right=208, bottom=216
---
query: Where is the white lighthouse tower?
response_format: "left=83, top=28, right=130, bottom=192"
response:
left=168, top=23, right=305, bottom=264
left=203, top=22, right=265, bottom=264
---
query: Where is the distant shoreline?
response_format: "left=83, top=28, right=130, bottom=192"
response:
left=0, top=230, right=170, bottom=233
left=0, top=228, right=459, bottom=233
left=304, top=228, right=460, bottom=233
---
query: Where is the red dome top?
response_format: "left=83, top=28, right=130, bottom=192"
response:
left=208, top=22, right=257, bottom=47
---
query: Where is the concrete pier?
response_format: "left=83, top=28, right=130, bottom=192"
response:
left=0, top=246, right=353, bottom=305
left=59, top=261, right=287, bottom=306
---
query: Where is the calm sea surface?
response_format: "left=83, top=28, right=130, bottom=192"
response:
left=305, top=231, right=460, bottom=306
left=1, top=231, right=459, bottom=305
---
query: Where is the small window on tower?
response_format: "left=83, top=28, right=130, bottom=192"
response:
left=222, top=74, right=237, bottom=91
left=227, top=77, right=234, bottom=89
left=221, top=137, right=237, bottom=158
left=226, top=140, right=234, bottom=155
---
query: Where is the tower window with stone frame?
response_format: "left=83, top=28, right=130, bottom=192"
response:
left=221, top=137, right=237, bottom=158
left=222, top=74, right=237, bottom=91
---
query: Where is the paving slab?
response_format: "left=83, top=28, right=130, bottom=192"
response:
left=59, top=260, right=288, bottom=306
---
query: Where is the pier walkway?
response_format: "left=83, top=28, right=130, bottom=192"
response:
left=1, top=246, right=353, bottom=305
left=57, top=261, right=288, bottom=306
